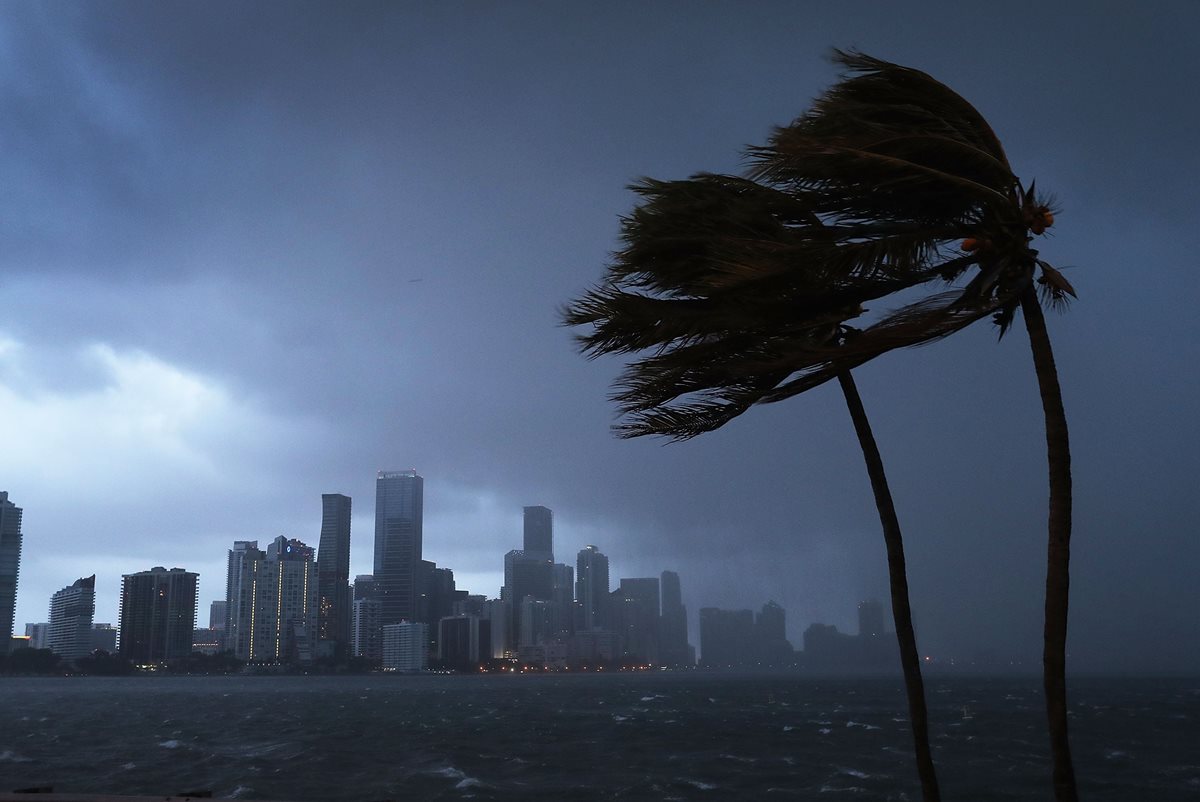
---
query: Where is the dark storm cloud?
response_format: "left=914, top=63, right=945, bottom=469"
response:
left=1, top=1, right=1197, bottom=672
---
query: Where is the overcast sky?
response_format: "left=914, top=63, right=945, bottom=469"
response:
left=3, top=2, right=1197, bottom=672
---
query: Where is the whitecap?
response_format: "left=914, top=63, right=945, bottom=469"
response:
left=158, top=739, right=182, bottom=749
left=819, top=785, right=866, bottom=794
left=121, top=762, right=136, bottom=770
left=720, top=754, right=756, bottom=764
left=612, top=714, right=629, bottom=722
left=640, top=694, right=665, bottom=701
left=684, top=779, right=716, bottom=790
left=838, top=767, right=869, bottom=779
left=0, top=750, right=32, bottom=763
left=433, top=766, right=466, bottom=780
left=819, top=728, right=833, bottom=735
left=455, top=777, right=485, bottom=790
left=229, top=785, right=253, bottom=798
left=845, top=721, right=881, bottom=730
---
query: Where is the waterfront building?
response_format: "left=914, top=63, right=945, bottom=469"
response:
left=224, top=537, right=318, bottom=663
left=374, top=471, right=423, bottom=628
left=753, top=600, right=794, bottom=666
left=858, top=599, right=885, bottom=638
left=502, top=549, right=553, bottom=651
left=382, top=621, right=427, bottom=672
left=119, top=567, right=198, bottom=663
left=699, top=607, right=754, bottom=668
left=317, top=493, right=352, bottom=659
left=437, top=614, right=487, bottom=670
left=574, top=545, right=610, bottom=631
left=48, top=575, right=96, bottom=661
left=522, top=505, right=553, bottom=558
left=90, top=622, right=118, bottom=653
left=485, top=598, right=509, bottom=658
left=659, top=570, right=691, bottom=667
left=551, top=563, right=574, bottom=637
left=191, top=627, right=222, bottom=655
left=351, top=574, right=381, bottom=660
left=24, top=622, right=49, bottom=650
left=613, top=578, right=660, bottom=664
left=209, top=600, right=227, bottom=630
left=0, top=492, right=23, bottom=654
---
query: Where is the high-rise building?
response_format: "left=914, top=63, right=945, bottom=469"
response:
left=753, top=600, right=794, bottom=666
left=551, top=563, right=574, bottom=637
left=209, top=600, right=227, bottom=630
left=522, top=505, right=553, bottom=558
left=118, top=567, right=198, bottom=663
left=438, top=614, right=487, bottom=670
left=351, top=574, right=381, bottom=660
left=374, top=470, right=423, bottom=627
left=317, top=493, right=352, bottom=659
left=575, top=545, right=610, bottom=631
left=382, top=621, right=427, bottom=672
left=613, top=578, right=660, bottom=664
left=858, top=599, right=885, bottom=638
left=502, top=549, right=553, bottom=651
left=24, top=622, right=49, bottom=650
left=0, top=492, right=23, bottom=655
left=659, top=570, right=691, bottom=667
left=48, top=575, right=96, bottom=661
left=224, top=537, right=318, bottom=663
left=699, top=607, right=754, bottom=668
left=90, top=622, right=118, bottom=653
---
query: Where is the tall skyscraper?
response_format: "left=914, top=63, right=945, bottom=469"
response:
left=522, top=505, right=553, bottom=558
left=118, top=567, right=198, bottom=663
left=858, top=599, right=885, bottom=638
left=575, top=545, right=610, bottom=631
left=317, top=493, right=352, bottom=659
left=374, top=470, right=423, bottom=627
left=699, top=607, right=754, bottom=668
left=209, top=600, right=227, bottom=630
left=659, top=570, right=691, bottom=667
left=223, top=540, right=259, bottom=652
left=502, top=549, right=553, bottom=651
left=0, top=492, right=23, bottom=655
left=614, top=578, right=660, bottom=664
left=48, top=575, right=96, bottom=661
left=225, top=537, right=318, bottom=663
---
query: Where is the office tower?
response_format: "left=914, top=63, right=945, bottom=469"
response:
left=209, top=600, right=227, bottom=630
left=438, top=614, right=487, bottom=670
left=613, top=578, right=660, bottom=664
left=90, top=623, right=118, bottom=653
left=0, top=492, right=23, bottom=654
left=317, top=493, right=352, bottom=659
left=699, top=607, right=754, bottom=668
left=119, top=567, right=198, bottom=663
left=858, top=599, right=885, bottom=638
left=575, top=545, right=610, bottom=631
left=502, top=549, right=553, bottom=651
left=382, top=621, right=427, bottom=672
left=224, top=537, right=318, bottom=663
left=551, top=563, right=574, bottom=637
left=48, top=575, right=96, bottom=661
left=485, top=598, right=510, bottom=658
left=518, top=598, right=558, bottom=648
left=351, top=574, right=381, bottom=660
left=374, top=470, right=423, bottom=627
left=24, top=622, right=49, bottom=650
left=522, top=505, right=553, bottom=558
left=659, top=570, right=691, bottom=667
left=753, top=600, right=794, bottom=666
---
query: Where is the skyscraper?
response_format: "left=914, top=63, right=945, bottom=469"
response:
left=0, top=492, right=23, bottom=655
left=858, top=599, right=885, bottom=638
left=522, top=505, right=553, bottom=558
left=659, top=570, right=691, bottom=667
left=502, top=549, right=553, bottom=651
left=317, top=492, right=352, bottom=659
left=118, top=567, right=198, bottom=663
left=225, top=537, right=318, bottom=663
left=699, top=607, right=754, bottom=668
left=48, top=575, right=95, bottom=661
left=614, top=578, right=660, bottom=664
left=374, top=470, right=423, bottom=627
left=575, top=545, right=610, bottom=631
left=209, top=600, right=227, bottom=630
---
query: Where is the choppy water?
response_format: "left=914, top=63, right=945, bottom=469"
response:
left=1, top=673, right=1197, bottom=800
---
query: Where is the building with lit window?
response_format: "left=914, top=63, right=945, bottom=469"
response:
left=317, top=493, right=352, bottom=659
left=118, top=567, right=198, bottom=663
left=224, top=537, right=317, bottom=663
left=351, top=574, right=381, bottom=660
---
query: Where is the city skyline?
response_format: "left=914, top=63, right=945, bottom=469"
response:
left=1, top=4, right=1197, bottom=674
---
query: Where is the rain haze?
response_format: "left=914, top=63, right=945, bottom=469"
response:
left=2, top=1, right=1197, bottom=674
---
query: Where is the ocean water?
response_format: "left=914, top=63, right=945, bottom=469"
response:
left=0, top=673, right=1196, bottom=800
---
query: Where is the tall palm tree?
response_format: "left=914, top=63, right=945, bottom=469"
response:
left=564, top=51, right=1077, bottom=801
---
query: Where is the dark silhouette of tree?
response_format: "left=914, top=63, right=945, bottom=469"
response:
left=564, top=51, right=1075, bottom=801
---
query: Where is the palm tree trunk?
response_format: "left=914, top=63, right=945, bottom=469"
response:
left=837, top=370, right=940, bottom=802
left=1019, top=289, right=1078, bottom=802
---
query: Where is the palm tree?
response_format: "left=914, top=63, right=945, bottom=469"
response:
left=564, top=51, right=1077, bottom=801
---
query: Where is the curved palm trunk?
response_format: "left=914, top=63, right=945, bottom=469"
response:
left=837, top=371, right=940, bottom=802
left=1019, top=289, right=1078, bottom=802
